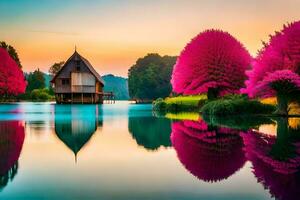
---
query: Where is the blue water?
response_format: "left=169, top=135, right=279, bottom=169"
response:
left=0, top=102, right=299, bottom=200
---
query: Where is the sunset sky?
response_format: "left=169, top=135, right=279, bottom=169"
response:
left=1, top=0, right=300, bottom=77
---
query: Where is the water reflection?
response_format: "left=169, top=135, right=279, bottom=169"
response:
left=202, top=114, right=275, bottom=131
left=128, top=116, right=171, bottom=151
left=241, top=117, right=300, bottom=200
left=170, top=113, right=300, bottom=199
left=171, top=120, right=246, bottom=182
left=0, top=121, right=25, bottom=190
left=54, top=105, right=103, bottom=161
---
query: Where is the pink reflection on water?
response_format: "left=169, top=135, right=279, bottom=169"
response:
left=171, top=120, right=246, bottom=182
left=0, top=121, right=25, bottom=175
left=241, top=128, right=300, bottom=200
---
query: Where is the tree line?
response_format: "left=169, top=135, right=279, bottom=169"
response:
left=128, top=53, right=177, bottom=102
left=0, top=41, right=65, bottom=102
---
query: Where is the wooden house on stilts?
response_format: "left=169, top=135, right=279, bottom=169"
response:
left=51, top=50, right=114, bottom=104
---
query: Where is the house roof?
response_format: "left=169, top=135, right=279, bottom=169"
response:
left=51, top=50, right=104, bottom=85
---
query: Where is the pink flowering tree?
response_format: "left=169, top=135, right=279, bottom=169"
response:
left=171, top=29, right=252, bottom=99
left=243, top=21, right=300, bottom=115
left=0, top=48, right=26, bottom=99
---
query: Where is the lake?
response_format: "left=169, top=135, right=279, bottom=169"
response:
left=0, top=102, right=299, bottom=200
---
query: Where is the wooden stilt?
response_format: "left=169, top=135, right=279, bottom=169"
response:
left=81, top=93, right=83, bottom=104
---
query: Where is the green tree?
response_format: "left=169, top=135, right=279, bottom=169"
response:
left=49, top=61, right=64, bottom=77
left=128, top=53, right=176, bottom=101
left=26, top=69, right=45, bottom=93
left=0, top=41, right=22, bottom=68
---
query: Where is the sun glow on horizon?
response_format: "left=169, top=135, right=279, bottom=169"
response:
left=1, top=0, right=300, bottom=77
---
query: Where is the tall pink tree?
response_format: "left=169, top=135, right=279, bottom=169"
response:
left=243, top=21, right=300, bottom=115
left=0, top=48, right=26, bottom=99
left=171, top=29, right=252, bottom=99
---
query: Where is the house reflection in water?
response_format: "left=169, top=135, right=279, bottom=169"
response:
left=54, top=105, right=103, bottom=162
left=171, top=120, right=246, bottom=182
left=0, top=121, right=25, bottom=191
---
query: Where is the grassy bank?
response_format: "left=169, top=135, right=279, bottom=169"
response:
left=153, top=95, right=206, bottom=113
left=153, top=94, right=278, bottom=116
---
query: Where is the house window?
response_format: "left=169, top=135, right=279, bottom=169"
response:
left=62, top=79, right=70, bottom=85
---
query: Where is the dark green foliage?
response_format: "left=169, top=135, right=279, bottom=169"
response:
left=128, top=53, right=177, bottom=101
left=202, top=114, right=275, bottom=130
left=25, top=69, right=45, bottom=93
left=19, top=70, right=54, bottom=101
left=30, top=88, right=53, bottom=101
left=102, top=74, right=129, bottom=100
left=207, top=88, right=219, bottom=100
left=152, top=98, right=167, bottom=112
left=201, top=95, right=275, bottom=116
left=0, top=41, right=22, bottom=68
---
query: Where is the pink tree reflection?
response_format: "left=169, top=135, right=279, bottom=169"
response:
left=241, top=119, right=300, bottom=200
left=0, top=121, right=25, bottom=189
left=171, top=120, right=246, bottom=182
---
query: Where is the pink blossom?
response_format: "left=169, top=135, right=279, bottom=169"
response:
left=243, top=21, right=300, bottom=97
left=171, top=29, right=252, bottom=96
left=252, top=70, right=300, bottom=98
left=0, top=48, right=27, bottom=96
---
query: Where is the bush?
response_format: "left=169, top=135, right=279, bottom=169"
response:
left=153, top=98, right=167, bottom=111
left=201, top=95, right=275, bottom=116
left=30, top=88, right=53, bottom=101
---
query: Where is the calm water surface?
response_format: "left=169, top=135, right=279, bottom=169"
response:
left=0, top=101, right=299, bottom=200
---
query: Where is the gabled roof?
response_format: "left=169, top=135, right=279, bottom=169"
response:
left=51, top=50, right=104, bottom=85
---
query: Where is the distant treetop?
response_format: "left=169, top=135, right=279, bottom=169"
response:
left=128, top=53, right=177, bottom=101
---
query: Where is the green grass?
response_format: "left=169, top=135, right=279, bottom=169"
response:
left=153, top=95, right=207, bottom=113
left=164, top=95, right=206, bottom=106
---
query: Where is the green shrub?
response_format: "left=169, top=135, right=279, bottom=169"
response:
left=30, top=88, right=52, bottom=101
left=153, top=98, right=167, bottom=111
left=201, top=95, right=275, bottom=116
